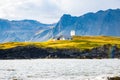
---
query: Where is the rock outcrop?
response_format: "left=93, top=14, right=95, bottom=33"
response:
left=0, top=44, right=120, bottom=59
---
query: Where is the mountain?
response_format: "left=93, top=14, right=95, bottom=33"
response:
left=0, top=19, right=55, bottom=42
left=0, top=9, right=120, bottom=43
left=53, top=9, right=120, bottom=36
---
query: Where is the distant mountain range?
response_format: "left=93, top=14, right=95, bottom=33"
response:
left=0, top=9, right=120, bottom=42
left=0, top=19, right=55, bottom=42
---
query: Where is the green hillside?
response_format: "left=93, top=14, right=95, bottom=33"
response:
left=0, top=36, right=120, bottom=50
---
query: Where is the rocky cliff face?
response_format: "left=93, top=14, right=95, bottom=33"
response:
left=53, top=9, right=120, bottom=36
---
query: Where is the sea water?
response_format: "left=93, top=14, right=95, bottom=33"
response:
left=0, top=59, right=120, bottom=80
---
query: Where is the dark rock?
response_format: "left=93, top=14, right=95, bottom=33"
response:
left=108, top=76, right=120, bottom=80
left=0, top=44, right=120, bottom=59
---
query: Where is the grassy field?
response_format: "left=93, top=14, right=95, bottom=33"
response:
left=0, top=36, right=120, bottom=50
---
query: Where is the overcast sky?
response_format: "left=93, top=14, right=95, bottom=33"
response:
left=0, top=0, right=120, bottom=23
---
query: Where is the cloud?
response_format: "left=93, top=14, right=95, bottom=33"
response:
left=0, top=0, right=120, bottom=23
left=56, top=0, right=120, bottom=16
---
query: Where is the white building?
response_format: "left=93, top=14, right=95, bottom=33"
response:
left=70, top=30, right=75, bottom=36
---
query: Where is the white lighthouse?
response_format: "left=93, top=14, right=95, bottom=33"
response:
left=70, top=30, right=75, bottom=36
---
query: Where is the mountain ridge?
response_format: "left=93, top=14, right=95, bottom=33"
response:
left=0, top=8, right=120, bottom=42
left=0, top=19, right=55, bottom=42
left=53, top=8, right=120, bottom=37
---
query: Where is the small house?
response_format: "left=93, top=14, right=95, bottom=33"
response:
left=53, top=30, right=75, bottom=41
left=57, top=35, right=65, bottom=40
left=53, top=35, right=72, bottom=41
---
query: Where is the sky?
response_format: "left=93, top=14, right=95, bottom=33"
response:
left=0, top=0, right=120, bottom=23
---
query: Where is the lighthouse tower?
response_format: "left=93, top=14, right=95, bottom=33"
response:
left=70, top=30, right=75, bottom=36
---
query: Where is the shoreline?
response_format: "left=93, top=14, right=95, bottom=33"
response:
left=0, top=57, right=120, bottom=60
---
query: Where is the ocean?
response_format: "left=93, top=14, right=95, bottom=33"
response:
left=0, top=59, right=120, bottom=80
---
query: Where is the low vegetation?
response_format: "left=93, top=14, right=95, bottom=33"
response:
left=0, top=36, right=120, bottom=59
left=0, top=36, right=120, bottom=50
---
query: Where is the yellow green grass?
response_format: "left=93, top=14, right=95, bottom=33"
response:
left=0, top=36, right=120, bottom=50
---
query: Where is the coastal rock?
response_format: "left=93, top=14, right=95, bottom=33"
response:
left=0, top=44, right=120, bottom=59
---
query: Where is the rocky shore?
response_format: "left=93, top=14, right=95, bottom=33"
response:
left=108, top=76, right=120, bottom=80
left=0, top=44, right=120, bottom=59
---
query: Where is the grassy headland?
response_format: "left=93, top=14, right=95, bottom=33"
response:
left=0, top=36, right=120, bottom=50
left=0, top=36, right=120, bottom=59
